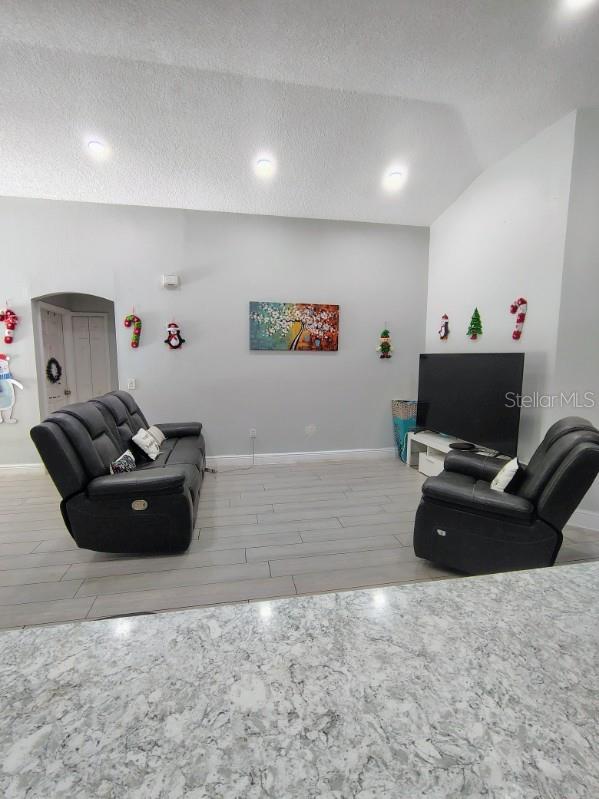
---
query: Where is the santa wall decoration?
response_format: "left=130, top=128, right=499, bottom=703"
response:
left=124, top=313, right=142, bottom=348
left=438, top=314, right=450, bottom=341
left=165, top=321, right=185, bottom=350
left=0, top=354, right=23, bottom=424
left=510, top=297, right=528, bottom=340
left=0, top=308, right=18, bottom=345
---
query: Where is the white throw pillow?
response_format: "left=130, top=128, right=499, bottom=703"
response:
left=147, top=425, right=166, bottom=445
left=132, top=428, right=160, bottom=460
left=490, top=457, right=519, bottom=493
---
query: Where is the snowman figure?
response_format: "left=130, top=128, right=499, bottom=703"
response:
left=165, top=321, right=185, bottom=350
left=0, top=354, right=23, bottom=424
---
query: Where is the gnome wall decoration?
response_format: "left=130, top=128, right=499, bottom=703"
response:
left=0, top=308, right=18, bottom=345
left=165, top=321, right=185, bottom=350
left=377, top=329, right=393, bottom=359
left=0, top=354, right=23, bottom=423
left=438, top=314, right=450, bottom=341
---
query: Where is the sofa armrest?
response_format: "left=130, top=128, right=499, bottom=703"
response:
left=156, top=422, right=202, bottom=439
left=87, top=467, right=188, bottom=499
left=444, top=451, right=506, bottom=483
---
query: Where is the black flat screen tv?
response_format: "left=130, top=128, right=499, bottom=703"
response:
left=416, top=353, right=525, bottom=456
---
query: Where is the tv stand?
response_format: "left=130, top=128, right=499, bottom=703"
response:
left=407, top=430, right=471, bottom=477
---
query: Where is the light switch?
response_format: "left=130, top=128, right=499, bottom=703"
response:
left=127, top=378, right=137, bottom=390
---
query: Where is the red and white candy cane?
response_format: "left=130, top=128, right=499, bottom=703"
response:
left=124, top=313, right=142, bottom=348
left=0, top=308, right=18, bottom=345
left=510, top=297, right=527, bottom=340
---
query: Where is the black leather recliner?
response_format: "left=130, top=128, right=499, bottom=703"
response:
left=414, top=417, right=599, bottom=574
left=30, top=391, right=205, bottom=554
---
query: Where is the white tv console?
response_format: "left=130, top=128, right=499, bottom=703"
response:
left=406, top=431, right=465, bottom=477
left=407, top=430, right=505, bottom=477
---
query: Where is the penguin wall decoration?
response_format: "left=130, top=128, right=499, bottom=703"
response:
left=165, top=321, right=185, bottom=350
left=438, top=314, right=450, bottom=341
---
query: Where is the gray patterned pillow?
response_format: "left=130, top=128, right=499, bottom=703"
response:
left=110, top=449, right=136, bottom=475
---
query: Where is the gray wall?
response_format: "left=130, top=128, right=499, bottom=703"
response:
left=0, top=196, right=429, bottom=463
left=552, top=108, right=599, bottom=519
left=426, top=115, right=576, bottom=459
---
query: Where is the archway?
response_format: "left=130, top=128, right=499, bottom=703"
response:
left=32, top=292, right=118, bottom=418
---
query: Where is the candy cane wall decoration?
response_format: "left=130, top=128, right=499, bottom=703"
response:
left=510, top=297, right=528, bottom=340
left=0, top=308, right=18, bottom=345
left=124, top=313, right=142, bottom=348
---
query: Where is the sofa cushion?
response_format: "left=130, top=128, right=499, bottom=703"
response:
left=166, top=436, right=204, bottom=469
left=92, top=395, right=140, bottom=451
left=110, top=390, right=149, bottom=431
left=51, top=403, right=121, bottom=479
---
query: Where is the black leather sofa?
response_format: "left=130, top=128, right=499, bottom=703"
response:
left=414, top=417, right=599, bottom=574
left=31, top=391, right=205, bottom=554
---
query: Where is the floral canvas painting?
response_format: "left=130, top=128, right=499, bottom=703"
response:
left=249, top=302, right=340, bottom=351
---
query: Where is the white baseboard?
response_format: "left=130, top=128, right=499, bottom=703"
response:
left=0, top=463, right=45, bottom=472
left=206, top=447, right=396, bottom=469
left=570, top=508, right=599, bottom=532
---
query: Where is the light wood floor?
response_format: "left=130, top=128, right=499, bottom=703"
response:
left=1, top=458, right=598, bottom=630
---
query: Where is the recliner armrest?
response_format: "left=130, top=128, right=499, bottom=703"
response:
left=422, top=472, right=534, bottom=522
left=156, top=422, right=202, bottom=439
left=444, top=451, right=506, bottom=482
left=87, top=467, right=188, bottom=498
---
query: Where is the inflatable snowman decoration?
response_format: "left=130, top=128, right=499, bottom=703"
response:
left=0, top=354, right=23, bottom=424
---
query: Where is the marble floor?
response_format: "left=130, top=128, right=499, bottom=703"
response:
left=1, top=458, right=599, bottom=630
left=1, top=561, right=598, bottom=797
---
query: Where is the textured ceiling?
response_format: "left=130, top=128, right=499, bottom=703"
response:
left=1, top=0, right=598, bottom=225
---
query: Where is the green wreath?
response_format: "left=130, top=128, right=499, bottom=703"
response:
left=46, top=357, right=63, bottom=384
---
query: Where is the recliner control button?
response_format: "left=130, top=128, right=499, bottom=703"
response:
left=132, top=499, right=148, bottom=511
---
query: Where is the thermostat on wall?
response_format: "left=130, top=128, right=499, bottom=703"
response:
left=161, top=274, right=180, bottom=288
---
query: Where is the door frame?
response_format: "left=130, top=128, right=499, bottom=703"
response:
left=70, top=311, right=111, bottom=401
left=35, top=300, right=78, bottom=418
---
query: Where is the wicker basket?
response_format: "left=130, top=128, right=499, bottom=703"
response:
left=392, top=400, right=417, bottom=462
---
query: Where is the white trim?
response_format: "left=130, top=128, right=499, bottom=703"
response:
left=206, top=447, right=396, bottom=468
left=0, top=463, right=45, bottom=472
left=34, top=300, right=77, bottom=415
left=570, top=508, right=599, bottom=532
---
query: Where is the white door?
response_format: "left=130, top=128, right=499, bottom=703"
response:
left=41, top=308, right=72, bottom=413
left=72, top=315, right=111, bottom=401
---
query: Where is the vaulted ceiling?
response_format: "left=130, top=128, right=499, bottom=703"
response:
left=1, top=0, right=598, bottom=225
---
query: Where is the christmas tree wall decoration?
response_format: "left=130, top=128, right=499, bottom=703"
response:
left=467, top=307, right=483, bottom=340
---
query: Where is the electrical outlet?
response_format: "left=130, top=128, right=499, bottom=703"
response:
left=127, top=378, right=137, bottom=390
left=249, top=428, right=257, bottom=439
left=305, top=424, right=317, bottom=437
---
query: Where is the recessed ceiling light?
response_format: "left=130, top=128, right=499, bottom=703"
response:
left=383, top=167, right=407, bottom=193
left=254, top=155, right=276, bottom=179
left=563, top=0, right=596, bottom=11
left=86, top=139, right=110, bottom=159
